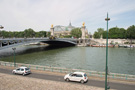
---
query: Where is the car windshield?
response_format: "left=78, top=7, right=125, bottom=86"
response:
left=25, top=68, right=30, bottom=71
left=69, top=73, right=73, bottom=76
left=16, top=68, right=20, bottom=70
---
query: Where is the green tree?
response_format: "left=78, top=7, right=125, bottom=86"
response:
left=1, top=30, right=9, bottom=38
left=97, top=28, right=104, bottom=37
left=46, top=32, right=51, bottom=37
left=109, top=27, right=119, bottom=38
left=127, top=25, right=135, bottom=44
left=108, top=27, right=126, bottom=39
left=24, top=28, right=35, bottom=38
left=119, top=28, right=126, bottom=39
left=93, top=31, right=100, bottom=38
left=103, top=31, right=107, bottom=39
left=70, top=28, right=82, bottom=38
left=39, top=31, right=47, bottom=37
left=93, top=28, right=104, bottom=38
left=8, top=31, right=14, bottom=38
left=127, top=25, right=135, bottom=39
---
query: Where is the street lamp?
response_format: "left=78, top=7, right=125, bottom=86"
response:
left=105, top=13, right=110, bottom=90
left=0, top=25, right=4, bottom=29
left=0, top=25, right=4, bottom=38
left=12, top=47, right=16, bottom=67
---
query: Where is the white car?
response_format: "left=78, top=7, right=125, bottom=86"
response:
left=12, top=67, right=31, bottom=76
left=64, top=72, right=88, bottom=83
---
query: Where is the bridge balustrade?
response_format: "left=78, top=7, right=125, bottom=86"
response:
left=0, top=38, right=79, bottom=50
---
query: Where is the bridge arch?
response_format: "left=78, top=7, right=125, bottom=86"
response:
left=40, top=39, right=77, bottom=46
left=0, top=38, right=78, bottom=50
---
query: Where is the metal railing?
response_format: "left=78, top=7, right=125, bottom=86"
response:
left=0, top=61, right=135, bottom=81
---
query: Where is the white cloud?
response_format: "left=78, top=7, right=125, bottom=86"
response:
left=0, top=0, right=135, bottom=34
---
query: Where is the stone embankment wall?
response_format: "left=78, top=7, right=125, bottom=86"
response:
left=91, top=39, right=135, bottom=44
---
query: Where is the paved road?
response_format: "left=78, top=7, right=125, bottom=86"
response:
left=0, top=68, right=135, bottom=90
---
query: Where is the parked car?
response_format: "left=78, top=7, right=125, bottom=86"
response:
left=12, top=67, right=31, bottom=76
left=64, top=72, right=88, bottom=83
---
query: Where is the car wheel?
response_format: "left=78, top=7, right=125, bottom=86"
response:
left=22, top=73, right=25, bottom=76
left=12, top=71, right=16, bottom=74
left=66, top=78, right=70, bottom=82
left=80, top=80, right=84, bottom=84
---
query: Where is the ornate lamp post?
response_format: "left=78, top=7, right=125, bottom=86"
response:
left=12, top=48, right=16, bottom=67
left=105, top=13, right=110, bottom=90
left=0, top=25, right=4, bottom=38
left=0, top=25, right=4, bottom=29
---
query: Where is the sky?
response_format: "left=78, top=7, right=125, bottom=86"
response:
left=0, top=0, right=135, bottom=34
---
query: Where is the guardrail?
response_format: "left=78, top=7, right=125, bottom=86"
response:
left=0, top=61, right=135, bottom=81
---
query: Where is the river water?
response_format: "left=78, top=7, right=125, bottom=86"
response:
left=0, top=45, right=135, bottom=75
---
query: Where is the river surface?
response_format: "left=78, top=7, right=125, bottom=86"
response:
left=0, top=45, right=135, bottom=75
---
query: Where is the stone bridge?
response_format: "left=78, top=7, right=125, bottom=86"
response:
left=0, top=38, right=79, bottom=50
left=0, top=22, right=91, bottom=50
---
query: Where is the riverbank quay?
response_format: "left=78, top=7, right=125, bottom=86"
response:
left=0, top=73, right=106, bottom=90
left=1, top=66, right=135, bottom=90
left=88, top=38, right=135, bottom=48
left=0, top=65, right=109, bottom=90
left=0, top=61, right=135, bottom=83
left=91, top=39, right=135, bottom=45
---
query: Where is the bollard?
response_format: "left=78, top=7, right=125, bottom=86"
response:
left=5, top=63, right=6, bottom=66
left=126, top=75, right=128, bottom=80
left=100, top=73, right=102, bottom=77
left=59, top=69, right=61, bottom=72
left=69, top=70, right=72, bottom=73
left=43, top=67, right=45, bottom=71
left=60, top=69, right=62, bottom=73
left=36, top=66, right=38, bottom=70
left=89, top=72, right=91, bottom=76
left=10, top=63, right=12, bottom=67
left=113, top=74, right=114, bottom=79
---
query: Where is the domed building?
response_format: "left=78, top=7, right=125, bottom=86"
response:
left=53, top=22, right=89, bottom=38
left=53, top=22, right=75, bottom=37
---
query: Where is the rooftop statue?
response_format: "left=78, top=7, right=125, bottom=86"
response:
left=82, top=22, right=85, bottom=26
left=51, top=24, right=53, bottom=28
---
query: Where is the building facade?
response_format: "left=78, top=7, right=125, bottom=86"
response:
left=53, top=22, right=89, bottom=38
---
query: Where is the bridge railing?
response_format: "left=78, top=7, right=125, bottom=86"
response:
left=0, top=61, right=135, bottom=81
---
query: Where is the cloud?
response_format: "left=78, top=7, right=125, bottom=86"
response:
left=0, top=0, right=135, bottom=34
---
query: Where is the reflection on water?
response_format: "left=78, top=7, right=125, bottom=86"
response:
left=0, top=45, right=135, bottom=75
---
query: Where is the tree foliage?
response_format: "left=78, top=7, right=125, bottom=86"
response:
left=46, top=32, right=51, bottom=37
left=93, top=25, right=135, bottom=39
left=127, top=25, right=135, bottom=39
left=0, top=28, right=48, bottom=38
left=108, top=27, right=126, bottom=39
left=93, top=28, right=104, bottom=38
left=93, top=31, right=100, bottom=38
left=70, top=28, right=82, bottom=38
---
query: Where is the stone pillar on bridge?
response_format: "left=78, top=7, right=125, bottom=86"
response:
left=81, top=22, right=86, bottom=46
left=50, top=24, right=54, bottom=36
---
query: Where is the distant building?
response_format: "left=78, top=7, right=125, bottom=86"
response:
left=53, top=22, right=89, bottom=38
left=53, top=22, right=74, bottom=37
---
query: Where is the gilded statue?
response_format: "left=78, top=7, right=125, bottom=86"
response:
left=82, top=22, right=85, bottom=26
left=51, top=24, right=53, bottom=28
